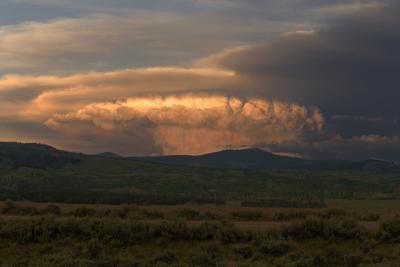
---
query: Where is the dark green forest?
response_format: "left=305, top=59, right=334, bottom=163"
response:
left=0, top=142, right=399, bottom=205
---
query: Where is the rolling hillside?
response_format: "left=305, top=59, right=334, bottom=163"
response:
left=0, top=142, right=399, bottom=204
left=134, top=148, right=316, bottom=169
left=133, top=148, right=399, bottom=172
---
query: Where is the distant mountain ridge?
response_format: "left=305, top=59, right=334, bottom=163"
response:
left=0, top=142, right=397, bottom=172
left=131, top=148, right=398, bottom=171
left=96, top=152, right=122, bottom=158
left=132, top=148, right=315, bottom=169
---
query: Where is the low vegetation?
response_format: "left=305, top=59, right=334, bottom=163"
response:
left=0, top=201, right=399, bottom=266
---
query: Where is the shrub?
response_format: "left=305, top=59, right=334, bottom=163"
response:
left=73, top=207, right=97, bottom=217
left=329, top=219, right=368, bottom=240
left=258, top=240, right=293, bottom=257
left=141, top=209, right=164, bottom=220
left=1, top=201, right=17, bottom=214
left=152, top=251, right=177, bottom=265
left=242, top=198, right=326, bottom=209
left=281, top=218, right=325, bottom=240
left=84, top=239, right=103, bottom=259
left=177, top=208, right=201, bottom=220
left=230, top=211, right=263, bottom=221
left=113, top=206, right=130, bottom=218
left=1, top=201, right=39, bottom=215
left=308, top=245, right=343, bottom=266
left=233, top=245, right=254, bottom=259
left=41, top=204, right=62, bottom=215
left=355, top=212, right=380, bottom=222
left=321, top=209, right=348, bottom=219
left=344, top=253, right=363, bottom=267
left=272, top=211, right=311, bottom=221
left=154, top=220, right=190, bottom=241
left=203, top=211, right=224, bottom=220
left=193, top=222, right=220, bottom=241
left=379, top=219, right=400, bottom=241
left=281, top=218, right=367, bottom=241
left=191, top=243, right=222, bottom=267
left=215, top=221, right=252, bottom=244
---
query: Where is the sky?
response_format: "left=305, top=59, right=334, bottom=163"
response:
left=1, top=0, right=400, bottom=160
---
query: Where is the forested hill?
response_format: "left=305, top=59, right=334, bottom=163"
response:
left=133, top=148, right=399, bottom=172
left=1, top=141, right=394, bottom=172
left=0, top=142, right=399, bottom=204
left=133, top=148, right=315, bottom=169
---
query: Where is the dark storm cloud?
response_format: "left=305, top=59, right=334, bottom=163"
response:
left=329, top=115, right=395, bottom=138
left=207, top=4, right=400, bottom=137
left=189, top=3, right=400, bottom=159
left=262, top=135, right=400, bottom=162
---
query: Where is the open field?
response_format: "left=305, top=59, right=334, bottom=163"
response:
left=0, top=201, right=400, bottom=266
left=2, top=144, right=400, bottom=265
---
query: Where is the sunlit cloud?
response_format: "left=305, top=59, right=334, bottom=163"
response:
left=0, top=67, right=236, bottom=122
left=46, top=95, right=325, bottom=155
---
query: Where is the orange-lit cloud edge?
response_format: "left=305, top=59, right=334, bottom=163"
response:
left=0, top=45, right=326, bottom=156
left=1, top=45, right=398, bottom=157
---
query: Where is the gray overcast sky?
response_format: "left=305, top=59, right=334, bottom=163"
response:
left=0, top=0, right=389, bottom=73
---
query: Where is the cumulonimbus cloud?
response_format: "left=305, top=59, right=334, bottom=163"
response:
left=1, top=3, right=400, bottom=159
left=0, top=67, right=236, bottom=121
left=45, top=95, right=325, bottom=155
